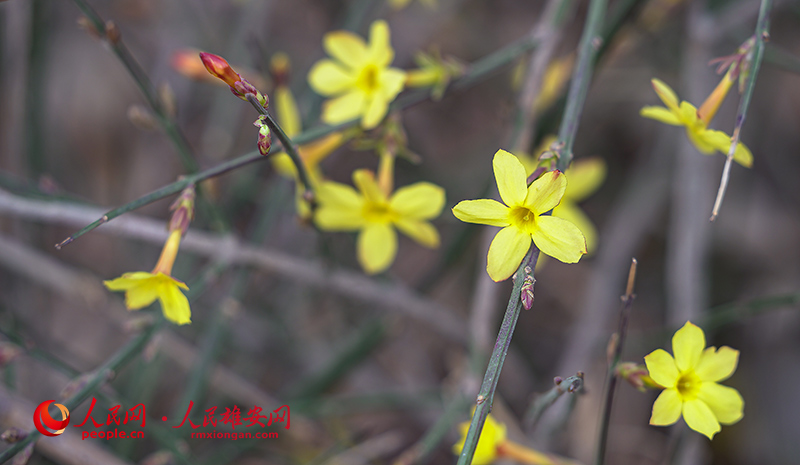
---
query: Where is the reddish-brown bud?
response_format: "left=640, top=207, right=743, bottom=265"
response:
left=169, top=185, right=196, bottom=235
left=199, top=52, right=242, bottom=88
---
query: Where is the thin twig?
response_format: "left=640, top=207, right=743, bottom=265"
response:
left=524, top=373, right=584, bottom=428
left=710, top=0, right=772, bottom=221
left=594, top=258, right=637, bottom=465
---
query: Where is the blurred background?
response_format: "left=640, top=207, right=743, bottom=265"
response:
left=1, top=0, right=799, bottom=464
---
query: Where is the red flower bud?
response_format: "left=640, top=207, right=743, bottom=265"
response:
left=199, top=52, right=242, bottom=88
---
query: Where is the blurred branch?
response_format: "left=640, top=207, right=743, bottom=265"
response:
left=0, top=189, right=467, bottom=343
left=0, top=387, right=133, bottom=465
left=513, top=0, right=574, bottom=153
left=0, top=323, right=159, bottom=462
left=70, top=0, right=198, bottom=173
left=710, top=0, right=772, bottom=220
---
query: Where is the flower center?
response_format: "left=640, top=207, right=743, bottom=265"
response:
left=358, top=64, right=380, bottom=93
left=509, top=206, right=537, bottom=234
left=677, top=371, right=702, bottom=400
left=362, top=201, right=394, bottom=223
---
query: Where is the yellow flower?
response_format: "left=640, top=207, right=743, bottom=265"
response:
left=308, top=20, right=406, bottom=129
left=104, top=230, right=191, bottom=325
left=552, top=157, right=606, bottom=254
left=452, top=414, right=507, bottom=465
left=644, top=321, right=744, bottom=439
left=452, top=149, right=587, bottom=282
left=314, top=169, right=444, bottom=274
left=640, top=78, right=752, bottom=167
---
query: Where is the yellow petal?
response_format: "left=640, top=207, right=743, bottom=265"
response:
left=379, top=67, right=407, bottom=99
left=552, top=202, right=597, bottom=253
left=695, top=346, right=739, bottom=382
left=103, top=272, right=154, bottom=291
left=357, top=223, right=397, bottom=274
left=362, top=94, right=390, bottom=129
left=697, top=382, right=744, bottom=425
left=367, top=20, right=393, bottom=67
left=678, top=101, right=700, bottom=125
left=125, top=280, right=159, bottom=310
left=315, top=181, right=365, bottom=230
left=452, top=415, right=507, bottom=465
left=158, top=280, right=191, bottom=325
left=732, top=142, right=754, bottom=168
left=530, top=215, right=586, bottom=263
left=308, top=60, right=356, bottom=96
left=644, top=348, right=679, bottom=388
left=688, top=127, right=718, bottom=154
left=682, top=399, right=721, bottom=439
left=650, top=388, right=682, bottom=426
left=322, top=91, right=366, bottom=125
left=452, top=199, right=510, bottom=227
left=271, top=152, right=297, bottom=179
left=395, top=219, right=439, bottom=248
left=564, top=157, right=607, bottom=201
left=524, top=170, right=567, bottom=214
left=353, top=169, right=386, bottom=204
left=640, top=106, right=682, bottom=125
left=651, top=79, right=680, bottom=113
left=390, top=182, right=445, bottom=220
left=300, top=132, right=347, bottom=168
left=704, top=130, right=754, bottom=168
left=672, top=321, right=705, bottom=372
left=324, top=30, right=367, bottom=68
left=486, top=226, right=531, bottom=282
left=493, top=149, right=528, bottom=207
left=275, top=86, right=301, bottom=137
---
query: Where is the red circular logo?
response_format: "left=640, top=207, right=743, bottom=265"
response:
left=33, top=401, right=70, bottom=436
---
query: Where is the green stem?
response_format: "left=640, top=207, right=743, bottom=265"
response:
left=0, top=321, right=160, bottom=463
left=556, top=0, right=608, bottom=172
left=524, top=373, right=584, bottom=428
left=710, top=0, right=772, bottom=219
left=456, top=247, right=538, bottom=465
left=55, top=152, right=264, bottom=248
left=246, top=94, right=316, bottom=200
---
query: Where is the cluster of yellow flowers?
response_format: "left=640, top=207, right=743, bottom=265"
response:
left=123, top=18, right=749, bottom=458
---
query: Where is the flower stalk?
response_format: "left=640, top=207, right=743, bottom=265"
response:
left=710, top=0, right=772, bottom=221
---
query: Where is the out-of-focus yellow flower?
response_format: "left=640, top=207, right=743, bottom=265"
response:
left=645, top=321, right=744, bottom=440
left=452, top=413, right=581, bottom=465
left=640, top=78, right=752, bottom=167
left=452, top=149, right=587, bottom=282
left=388, top=0, right=437, bottom=9
left=405, top=49, right=464, bottom=101
left=315, top=169, right=444, bottom=274
left=104, top=230, right=191, bottom=325
left=308, top=20, right=406, bottom=129
left=452, top=414, right=507, bottom=465
left=534, top=54, right=574, bottom=113
left=269, top=53, right=348, bottom=218
left=552, top=157, right=606, bottom=254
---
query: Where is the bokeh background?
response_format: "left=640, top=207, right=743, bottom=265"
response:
left=1, top=0, right=799, bottom=464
